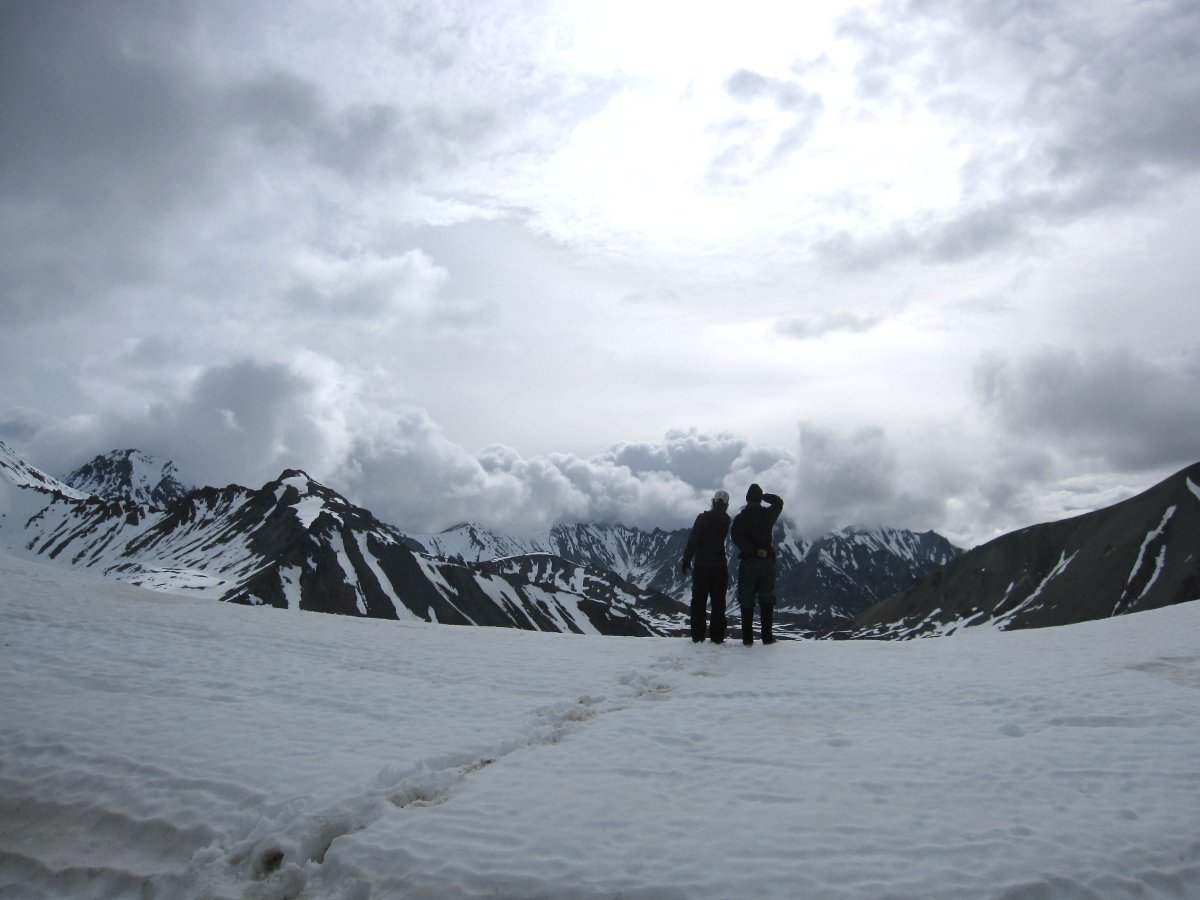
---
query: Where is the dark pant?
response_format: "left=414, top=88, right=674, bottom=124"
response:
left=690, top=566, right=728, bottom=643
left=737, top=557, right=776, bottom=643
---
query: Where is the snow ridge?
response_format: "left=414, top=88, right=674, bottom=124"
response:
left=0, top=441, right=89, bottom=499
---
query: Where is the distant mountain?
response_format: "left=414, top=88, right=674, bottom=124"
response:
left=850, top=462, right=1200, bottom=638
left=409, top=519, right=961, bottom=628
left=0, top=444, right=680, bottom=636
left=411, top=522, right=689, bottom=592
left=63, top=449, right=192, bottom=508
left=776, top=527, right=962, bottom=626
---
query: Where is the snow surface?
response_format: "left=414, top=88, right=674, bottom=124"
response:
left=2, top=551, right=1199, bottom=899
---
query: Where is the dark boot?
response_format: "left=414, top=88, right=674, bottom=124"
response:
left=761, top=604, right=775, bottom=644
left=741, top=604, right=754, bottom=645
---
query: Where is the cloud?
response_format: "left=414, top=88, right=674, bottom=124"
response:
left=0, top=356, right=799, bottom=536
left=337, top=426, right=799, bottom=536
left=11, top=345, right=1191, bottom=550
left=0, top=2, right=499, bottom=329
left=707, top=67, right=824, bottom=183
left=2, top=1, right=1196, bottom=555
left=975, top=348, right=1200, bottom=471
left=797, top=424, right=901, bottom=536
left=285, top=249, right=449, bottom=321
left=602, top=429, right=750, bottom=490
left=817, top=0, right=1200, bottom=270
left=776, top=311, right=886, bottom=340
left=0, top=4, right=231, bottom=322
left=115, top=360, right=335, bottom=490
left=0, top=408, right=50, bottom=446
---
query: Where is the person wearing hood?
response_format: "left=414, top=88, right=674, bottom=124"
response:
left=680, top=489, right=732, bottom=643
left=730, top=483, right=784, bottom=645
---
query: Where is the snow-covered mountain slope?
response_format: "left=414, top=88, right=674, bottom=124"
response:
left=408, top=521, right=688, bottom=588
left=3, top=550, right=1198, bottom=899
left=0, top=440, right=89, bottom=500
left=777, top=526, right=961, bottom=626
left=0, top=448, right=677, bottom=636
left=63, top=448, right=192, bottom=508
left=479, top=552, right=688, bottom=635
left=406, top=522, right=549, bottom=562
left=852, top=461, right=1200, bottom=638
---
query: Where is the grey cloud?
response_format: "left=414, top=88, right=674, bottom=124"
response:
left=341, top=428, right=797, bottom=535
left=229, top=70, right=496, bottom=180
left=776, top=311, right=885, bottom=340
left=798, top=424, right=897, bottom=534
left=0, top=408, right=49, bottom=446
left=974, top=348, right=1200, bottom=471
left=816, top=179, right=1143, bottom=272
left=964, top=0, right=1200, bottom=173
left=821, top=0, right=1200, bottom=269
left=0, top=3, right=493, bottom=328
left=603, top=429, right=749, bottom=491
left=0, top=4, right=231, bottom=322
left=5, top=358, right=328, bottom=488
left=709, top=68, right=824, bottom=183
left=725, top=69, right=819, bottom=113
left=12, top=379, right=803, bottom=535
left=796, top=423, right=947, bottom=538
left=126, top=360, right=330, bottom=489
left=284, top=249, right=448, bottom=321
left=0, top=4, right=209, bottom=205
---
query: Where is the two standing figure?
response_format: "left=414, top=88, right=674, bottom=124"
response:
left=681, top=483, right=784, bottom=645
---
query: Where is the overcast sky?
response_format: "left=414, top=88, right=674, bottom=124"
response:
left=2, top=0, right=1199, bottom=546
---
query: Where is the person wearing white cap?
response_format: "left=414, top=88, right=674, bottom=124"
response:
left=680, top=489, right=732, bottom=643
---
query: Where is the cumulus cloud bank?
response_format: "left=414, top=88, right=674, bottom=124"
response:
left=6, top=356, right=792, bottom=535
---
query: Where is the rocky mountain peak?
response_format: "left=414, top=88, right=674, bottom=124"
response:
left=63, top=449, right=192, bottom=508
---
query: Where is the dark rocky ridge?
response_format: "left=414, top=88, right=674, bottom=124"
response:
left=851, top=462, right=1200, bottom=638
left=64, top=449, right=192, bottom=508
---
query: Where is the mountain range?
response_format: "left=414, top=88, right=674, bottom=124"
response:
left=0, top=444, right=958, bottom=637
left=406, top=519, right=961, bottom=628
left=0, top=444, right=674, bottom=636
left=4, top=443, right=1196, bottom=638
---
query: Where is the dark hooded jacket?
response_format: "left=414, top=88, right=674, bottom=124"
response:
left=730, top=493, right=784, bottom=560
left=682, top=507, right=730, bottom=573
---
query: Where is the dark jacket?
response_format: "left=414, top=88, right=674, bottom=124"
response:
left=682, top=507, right=730, bottom=572
left=730, top=494, right=784, bottom=560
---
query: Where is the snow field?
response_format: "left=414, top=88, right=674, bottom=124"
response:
left=1, top=552, right=1199, bottom=899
